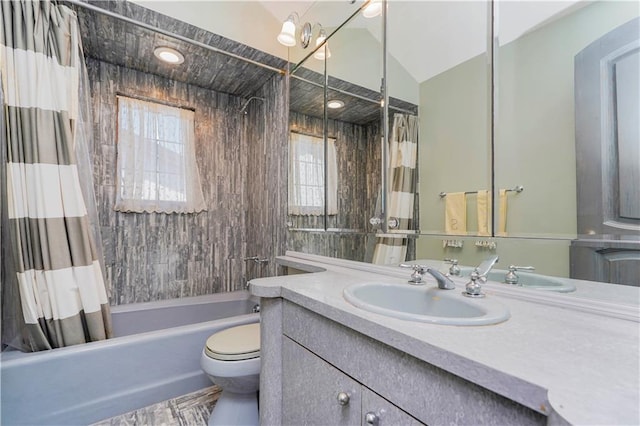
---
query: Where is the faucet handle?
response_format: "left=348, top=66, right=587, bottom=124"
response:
left=476, top=255, right=499, bottom=278
left=444, top=258, right=460, bottom=276
left=505, top=265, right=535, bottom=285
left=399, top=263, right=426, bottom=283
left=509, top=265, right=535, bottom=272
left=399, top=263, right=423, bottom=271
left=462, top=269, right=486, bottom=298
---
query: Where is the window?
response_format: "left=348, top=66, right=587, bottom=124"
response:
left=288, top=132, right=338, bottom=215
left=115, top=96, right=206, bottom=213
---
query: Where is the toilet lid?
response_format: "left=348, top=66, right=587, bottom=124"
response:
left=205, top=323, right=260, bottom=361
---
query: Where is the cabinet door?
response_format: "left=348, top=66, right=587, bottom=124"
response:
left=362, top=388, right=424, bottom=426
left=282, top=337, right=361, bottom=425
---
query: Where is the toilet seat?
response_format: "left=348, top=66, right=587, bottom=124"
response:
left=205, top=323, right=260, bottom=361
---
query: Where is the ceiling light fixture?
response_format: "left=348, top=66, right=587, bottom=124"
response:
left=313, top=29, right=331, bottom=60
left=153, top=46, right=184, bottom=64
left=277, top=13, right=298, bottom=47
left=327, top=100, right=344, bottom=109
left=362, top=0, right=382, bottom=18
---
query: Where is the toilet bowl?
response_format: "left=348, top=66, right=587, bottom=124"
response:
left=200, top=322, right=260, bottom=426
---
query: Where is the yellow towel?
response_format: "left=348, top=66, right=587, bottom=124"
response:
left=477, top=190, right=491, bottom=236
left=498, top=189, right=508, bottom=236
left=445, top=192, right=466, bottom=235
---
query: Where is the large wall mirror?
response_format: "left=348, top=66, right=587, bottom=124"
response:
left=286, top=1, right=416, bottom=262
left=414, top=0, right=638, bottom=283
left=286, top=0, right=639, bottom=288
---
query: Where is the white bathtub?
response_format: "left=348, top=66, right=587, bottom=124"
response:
left=0, top=291, right=259, bottom=425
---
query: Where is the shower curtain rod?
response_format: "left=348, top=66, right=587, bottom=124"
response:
left=290, top=74, right=417, bottom=116
left=64, top=0, right=285, bottom=75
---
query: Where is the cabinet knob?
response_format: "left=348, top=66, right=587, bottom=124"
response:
left=365, top=412, right=379, bottom=425
left=336, top=392, right=350, bottom=406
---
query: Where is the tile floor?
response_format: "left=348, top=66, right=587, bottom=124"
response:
left=91, top=386, right=221, bottom=426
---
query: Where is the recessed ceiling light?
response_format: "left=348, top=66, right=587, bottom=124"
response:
left=153, top=47, right=184, bottom=64
left=327, top=100, right=344, bottom=109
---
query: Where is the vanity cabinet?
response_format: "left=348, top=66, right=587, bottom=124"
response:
left=282, top=336, right=422, bottom=425
left=260, top=298, right=546, bottom=426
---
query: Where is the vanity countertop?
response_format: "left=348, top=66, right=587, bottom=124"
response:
left=250, top=252, right=640, bottom=425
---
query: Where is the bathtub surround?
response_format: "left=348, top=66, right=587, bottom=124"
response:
left=86, top=59, right=287, bottom=304
left=1, top=1, right=112, bottom=351
left=70, top=0, right=290, bottom=305
left=244, top=75, right=289, bottom=285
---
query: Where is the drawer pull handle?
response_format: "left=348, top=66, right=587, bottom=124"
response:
left=337, top=392, right=350, bottom=406
left=365, top=412, right=379, bottom=425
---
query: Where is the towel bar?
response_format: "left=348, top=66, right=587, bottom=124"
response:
left=439, top=185, right=524, bottom=198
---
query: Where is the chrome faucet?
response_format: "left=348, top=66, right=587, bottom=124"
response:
left=399, top=264, right=456, bottom=290
left=462, top=255, right=499, bottom=298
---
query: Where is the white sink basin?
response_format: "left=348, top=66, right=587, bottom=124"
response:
left=459, top=268, right=576, bottom=293
left=343, top=282, right=510, bottom=326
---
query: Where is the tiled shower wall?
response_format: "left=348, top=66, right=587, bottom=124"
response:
left=244, top=74, right=289, bottom=283
left=87, top=58, right=286, bottom=305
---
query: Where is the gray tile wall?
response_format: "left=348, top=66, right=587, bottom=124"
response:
left=87, top=58, right=287, bottom=305
left=244, top=75, right=289, bottom=282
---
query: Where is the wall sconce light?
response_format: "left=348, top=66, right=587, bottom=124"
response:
left=313, top=29, right=331, bottom=60
left=153, top=46, right=184, bottom=64
left=362, top=0, right=382, bottom=18
left=277, top=12, right=330, bottom=61
left=277, top=13, right=298, bottom=47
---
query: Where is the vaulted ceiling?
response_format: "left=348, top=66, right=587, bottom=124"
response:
left=258, top=0, right=586, bottom=83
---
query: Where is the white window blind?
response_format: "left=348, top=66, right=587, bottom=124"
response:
left=115, top=96, right=206, bottom=214
left=288, top=132, right=338, bottom=216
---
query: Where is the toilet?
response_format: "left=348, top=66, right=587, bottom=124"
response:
left=200, top=323, right=261, bottom=426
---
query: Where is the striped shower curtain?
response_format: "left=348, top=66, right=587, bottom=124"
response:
left=1, top=1, right=112, bottom=351
left=372, top=114, right=418, bottom=265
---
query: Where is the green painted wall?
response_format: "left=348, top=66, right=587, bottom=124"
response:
left=416, top=1, right=639, bottom=277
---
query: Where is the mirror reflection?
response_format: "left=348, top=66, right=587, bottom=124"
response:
left=285, top=0, right=639, bottom=289
left=287, top=75, right=326, bottom=230
left=493, top=0, right=639, bottom=283
left=286, top=3, right=384, bottom=261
